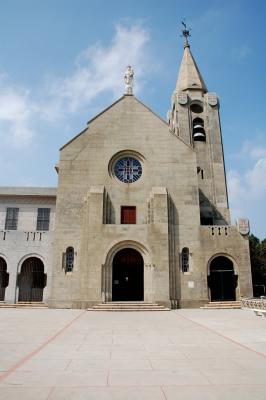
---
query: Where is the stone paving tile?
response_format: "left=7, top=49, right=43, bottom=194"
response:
left=0, top=387, right=52, bottom=400
left=17, top=358, right=71, bottom=372
left=162, top=385, right=218, bottom=400
left=162, top=385, right=266, bottom=400
left=150, top=357, right=242, bottom=371
left=243, top=341, right=266, bottom=354
left=202, top=368, right=266, bottom=385
left=67, top=358, right=152, bottom=371
left=110, top=349, right=187, bottom=360
left=108, top=370, right=210, bottom=386
left=48, top=386, right=165, bottom=400
left=232, top=356, right=266, bottom=370
left=78, top=335, right=113, bottom=345
left=2, top=370, right=108, bottom=386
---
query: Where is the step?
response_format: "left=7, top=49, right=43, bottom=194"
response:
left=200, top=301, right=241, bottom=309
left=207, top=301, right=241, bottom=305
left=88, top=307, right=170, bottom=312
left=94, top=301, right=157, bottom=305
left=0, top=302, right=48, bottom=308
left=88, top=302, right=170, bottom=311
left=93, top=304, right=165, bottom=308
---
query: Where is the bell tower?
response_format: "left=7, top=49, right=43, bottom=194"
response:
left=168, top=23, right=230, bottom=225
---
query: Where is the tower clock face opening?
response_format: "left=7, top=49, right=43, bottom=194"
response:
left=114, top=157, right=142, bottom=183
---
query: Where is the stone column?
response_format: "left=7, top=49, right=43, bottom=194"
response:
left=144, top=263, right=155, bottom=302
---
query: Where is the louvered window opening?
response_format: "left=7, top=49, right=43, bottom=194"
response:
left=37, top=208, right=50, bottom=231
left=181, top=248, right=189, bottom=272
left=65, top=247, right=74, bottom=272
left=5, top=208, right=19, bottom=230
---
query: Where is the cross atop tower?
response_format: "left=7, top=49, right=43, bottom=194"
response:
left=181, top=21, right=191, bottom=48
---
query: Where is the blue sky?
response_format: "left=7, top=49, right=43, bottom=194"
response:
left=0, top=0, right=265, bottom=238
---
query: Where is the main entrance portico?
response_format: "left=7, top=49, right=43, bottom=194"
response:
left=101, top=241, right=156, bottom=304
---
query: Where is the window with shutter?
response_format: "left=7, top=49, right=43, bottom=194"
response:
left=37, top=208, right=50, bottom=231
left=5, top=208, right=19, bottom=230
left=121, top=206, right=136, bottom=224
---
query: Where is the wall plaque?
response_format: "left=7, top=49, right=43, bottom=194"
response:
left=207, top=92, right=218, bottom=106
left=237, top=218, right=250, bottom=235
left=178, top=92, right=188, bottom=105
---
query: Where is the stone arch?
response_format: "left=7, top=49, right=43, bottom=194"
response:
left=17, top=256, right=47, bottom=302
left=0, top=255, right=9, bottom=301
left=102, top=240, right=154, bottom=302
left=17, top=253, right=45, bottom=274
left=0, top=253, right=8, bottom=264
left=207, top=253, right=238, bottom=275
left=104, top=240, right=151, bottom=266
left=207, top=253, right=239, bottom=301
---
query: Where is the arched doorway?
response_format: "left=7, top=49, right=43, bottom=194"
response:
left=18, top=257, right=47, bottom=302
left=112, top=248, right=144, bottom=301
left=0, top=257, right=9, bottom=301
left=208, top=256, right=237, bottom=301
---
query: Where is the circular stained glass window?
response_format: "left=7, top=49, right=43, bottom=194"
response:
left=114, top=157, right=142, bottom=183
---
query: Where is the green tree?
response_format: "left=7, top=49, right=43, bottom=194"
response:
left=249, top=234, right=266, bottom=296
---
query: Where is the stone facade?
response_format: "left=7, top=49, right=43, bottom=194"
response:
left=0, top=42, right=253, bottom=308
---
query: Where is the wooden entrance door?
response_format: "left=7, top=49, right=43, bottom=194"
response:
left=18, top=258, right=47, bottom=302
left=208, top=256, right=237, bottom=301
left=0, top=258, right=9, bottom=301
left=112, top=249, right=143, bottom=301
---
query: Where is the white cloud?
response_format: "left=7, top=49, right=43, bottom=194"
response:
left=0, top=80, right=35, bottom=146
left=227, top=142, right=266, bottom=237
left=241, top=141, right=266, bottom=159
left=49, top=23, right=150, bottom=112
left=0, top=23, right=151, bottom=146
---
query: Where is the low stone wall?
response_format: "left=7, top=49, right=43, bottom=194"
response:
left=241, top=298, right=266, bottom=310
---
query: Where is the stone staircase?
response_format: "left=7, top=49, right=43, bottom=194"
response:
left=88, top=301, right=170, bottom=311
left=0, top=302, right=48, bottom=309
left=200, top=301, right=242, bottom=309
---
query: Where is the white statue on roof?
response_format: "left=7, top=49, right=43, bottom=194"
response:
left=124, top=66, right=134, bottom=95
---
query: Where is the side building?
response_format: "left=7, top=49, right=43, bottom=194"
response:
left=0, top=187, right=56, bottom=303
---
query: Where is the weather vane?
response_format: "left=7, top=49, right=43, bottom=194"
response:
left=181, top=20, right=191, bottom=47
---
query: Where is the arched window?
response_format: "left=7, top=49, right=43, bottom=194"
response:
left=181, top=248, right=189, bottom=272
left=192, top=118, right=206, bottom=142
left=63, top=247, right=74, bottom=273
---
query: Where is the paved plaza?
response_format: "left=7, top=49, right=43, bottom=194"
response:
left=0, top=308, right=265, bottom=399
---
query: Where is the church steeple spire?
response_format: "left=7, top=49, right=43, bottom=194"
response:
left=176, top=23, right=207, bottom=93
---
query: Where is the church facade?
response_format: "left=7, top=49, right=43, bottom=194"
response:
left=0, top=39, right=253, bottom=308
